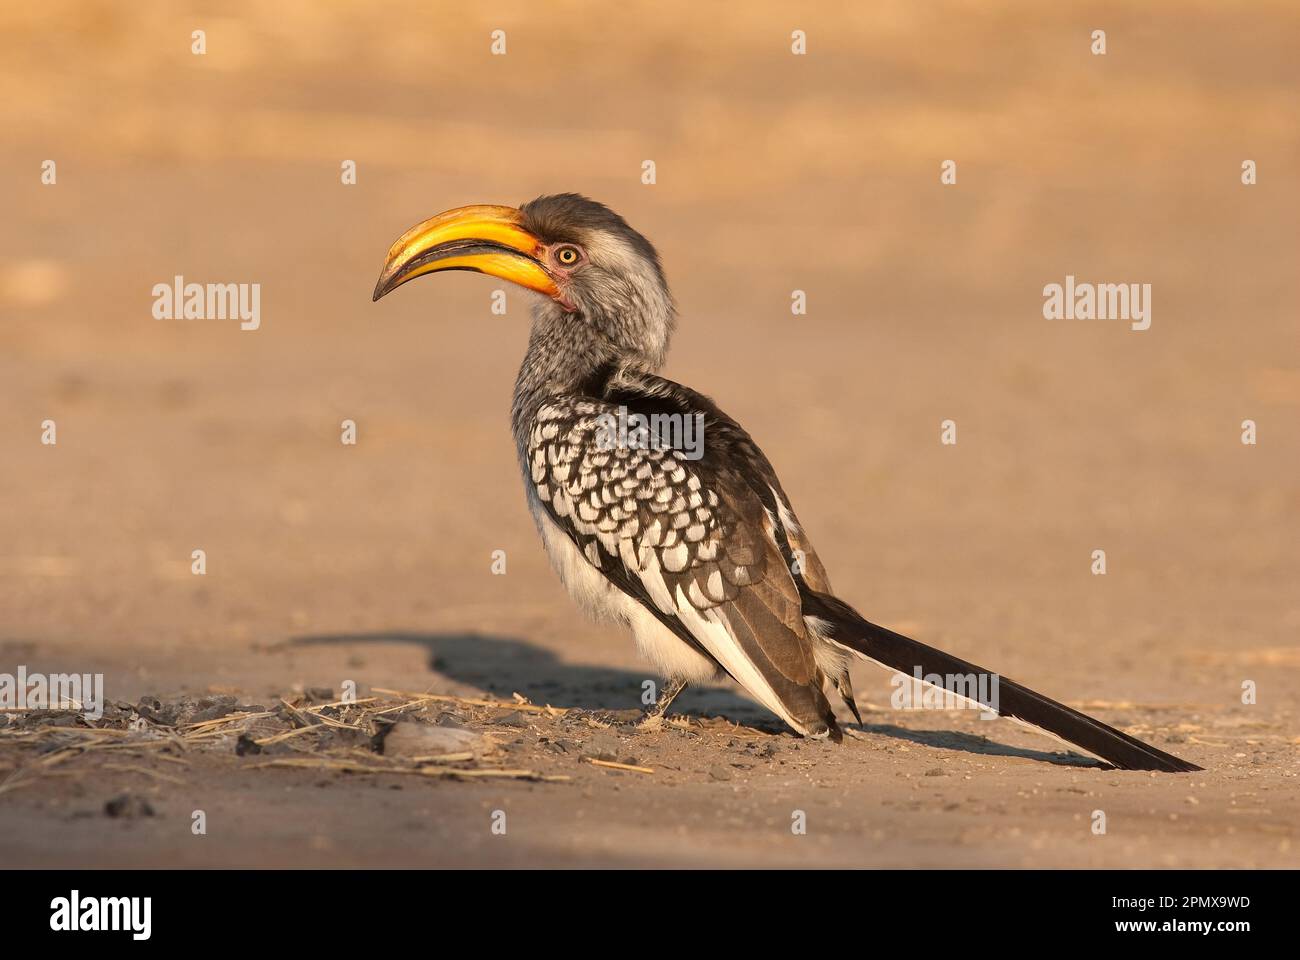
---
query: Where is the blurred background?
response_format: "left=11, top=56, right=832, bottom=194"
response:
left=1, top=1, right=1297, bottom=866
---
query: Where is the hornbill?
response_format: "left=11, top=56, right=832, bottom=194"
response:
left=372, top=194, right=1200, bottom=773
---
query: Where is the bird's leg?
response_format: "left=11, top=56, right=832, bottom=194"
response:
left=638, top=676, right=688, bottom=729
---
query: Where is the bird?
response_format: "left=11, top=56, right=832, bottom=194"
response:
left=372, top=193, right=1200, bottom=773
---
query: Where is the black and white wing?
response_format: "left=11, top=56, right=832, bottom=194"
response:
left=523, top=383, right=839, bottom=737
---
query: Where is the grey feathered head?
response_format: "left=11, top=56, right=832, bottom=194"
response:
left=373, top=193, right=676, bottom=370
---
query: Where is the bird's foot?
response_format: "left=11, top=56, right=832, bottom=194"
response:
left=637, top=677, right=687, bottom=730
left=636, top=712, right=665, bottom=732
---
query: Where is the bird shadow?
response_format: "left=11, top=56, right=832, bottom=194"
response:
left=280, top=629, right=761, bottom=718
left=280, top=630, right=1104, bottom=768
left=848, top=721, right=1106, bottom=769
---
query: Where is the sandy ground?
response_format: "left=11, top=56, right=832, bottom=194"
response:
left=1, top=2, right=1298, bottom=868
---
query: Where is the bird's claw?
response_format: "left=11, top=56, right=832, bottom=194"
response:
left=636, top=712, right=666, bottom=731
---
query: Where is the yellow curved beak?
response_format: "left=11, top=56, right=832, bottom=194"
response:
left=372, top=204, right=559, bottom=303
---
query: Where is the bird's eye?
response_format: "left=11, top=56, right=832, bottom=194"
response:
left=554, top=245, right=582, bottom=266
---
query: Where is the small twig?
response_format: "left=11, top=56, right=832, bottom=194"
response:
left=304, top=697, right=378, bottom=712
left=182, top=710, right=276, bottom=731
left=255, top=725, right=327, bottom=746
left=410, top=752, right=476, bottom=765
left=586, top=758, right=654, bottom=775
left=278, top=700, right=318, bottom=730
left=40, top=748, right=83, bottom=768
left=371, top=688, right=565, bottom=715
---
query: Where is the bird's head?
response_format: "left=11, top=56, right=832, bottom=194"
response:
left=373, top=193, right=675, bottom=369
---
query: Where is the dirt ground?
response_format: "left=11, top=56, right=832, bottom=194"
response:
left=1, top=2, right=1298, bottom=868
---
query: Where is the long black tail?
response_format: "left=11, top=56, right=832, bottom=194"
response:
left=808, top=593, right=1201, bottom=773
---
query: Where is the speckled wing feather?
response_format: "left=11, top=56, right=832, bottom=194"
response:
left=524, top=386, right=837, bottom=734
